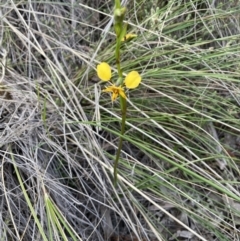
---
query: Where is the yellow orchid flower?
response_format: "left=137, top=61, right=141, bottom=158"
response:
left=97, top=62, right=141, bottom=101
left=97, top=62, right=111, bottom=81
left=121, top=33, right=137, bottom=42
left=124, top=71, right=141, bottom=89
left=102, top=85, right=126, bottom=101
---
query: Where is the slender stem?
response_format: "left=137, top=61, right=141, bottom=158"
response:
left=113, top=97, right=127, bottom=186
left=113, top=37, right=125, bottom=186
left=115, top=38, right=123, bottom=79
left=114, top=0, right=121, bottom=9
left=112, top=0, right=127, bottom=186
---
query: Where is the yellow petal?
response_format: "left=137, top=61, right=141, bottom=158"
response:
left=102, top=85, right=126, bottom=101
left=121, top=33, right=137, bottom=42
left=119, top=89, right=127, bottom=99
left=124, top=71, right=141, bottom=89
left=102, top=86, right=114, bottom=93
left=97, top=62, right=111, bottom=81
left=111, top=91, right=119, bottom=101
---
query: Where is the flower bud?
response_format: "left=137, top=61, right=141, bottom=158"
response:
left=114, top=7, right=126, bottom=24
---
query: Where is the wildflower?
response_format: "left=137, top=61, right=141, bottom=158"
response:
left=124, top=71, right=141, bottom=89
left=97, top=62, right=111, bottom=81
left=121, top=33, right=137, bottom=42
left=97, top=62, right=141, bottom=101
left=102, top=85, right=126, bottom=101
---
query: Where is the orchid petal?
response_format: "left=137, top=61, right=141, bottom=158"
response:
left=124, top=71, right=141, bottom=89
left=97, top=62, right=112, bottom=81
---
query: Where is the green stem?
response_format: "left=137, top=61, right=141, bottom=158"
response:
left=114, top=0, right=121, bottom=9
left=113, top=96, right=127, bottom=186
left=112, top=0, right=127, bottom=186
left=115, top=38, right=123, bottom=79
left=113, top=26, right=124, bottom=186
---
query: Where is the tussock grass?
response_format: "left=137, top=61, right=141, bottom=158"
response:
left=0, top=0, right=240, bottom=240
